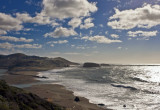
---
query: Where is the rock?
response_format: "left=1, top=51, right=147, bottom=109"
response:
left=98, top=103, right=105, bottom=106
left=123, top=104, right=126, bottom=108
left=74, top=97, right=80, bottom=102
left=83, top=62, right=100, bottom=68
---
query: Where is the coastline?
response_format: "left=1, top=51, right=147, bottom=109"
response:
left=1, top=68, right=110, bottom=110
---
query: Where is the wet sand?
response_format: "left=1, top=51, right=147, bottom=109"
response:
left=1, top=69, right=110, bottom=110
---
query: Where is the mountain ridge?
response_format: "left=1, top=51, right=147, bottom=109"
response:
left=0, top=53, right=79, bottom=71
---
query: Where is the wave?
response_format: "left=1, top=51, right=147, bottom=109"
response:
left=111, top=84, right=138, bottom=91
left=129, top=77, right=148, bottom=83
left=111, top=83, right=160, bottom=94
left=37, top=67, right=78, bottom=78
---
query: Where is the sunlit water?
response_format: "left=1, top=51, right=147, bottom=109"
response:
left=37, top=66, right=160, bottom=110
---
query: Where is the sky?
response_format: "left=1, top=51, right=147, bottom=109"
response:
left=0, top=0, right=160, bottom=64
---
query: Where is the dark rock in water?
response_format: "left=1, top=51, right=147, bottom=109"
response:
left=123, top=104, right=126, bottom=108
left=111, top=84, right=138, bottom=91
left=37, top=76, right=48, bottom=79
left=83, top=62, right=100, bottom=68
left=41, top=76, right=48, bottom=79
left=98, top=103, right=105, bottom=106
left=74, top=97, right=80, bottom=102
left=101, top=64, right=110, bottom=66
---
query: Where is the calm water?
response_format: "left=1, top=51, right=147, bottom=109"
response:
left=0, top=69, right=7, bottom=76
left=37, top=66, right=160, bottom=110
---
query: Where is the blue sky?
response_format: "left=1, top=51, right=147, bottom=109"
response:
left=0, top=0, right=160, bottom=64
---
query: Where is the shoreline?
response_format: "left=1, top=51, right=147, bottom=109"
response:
left=1, top=68, right=110, bottom=110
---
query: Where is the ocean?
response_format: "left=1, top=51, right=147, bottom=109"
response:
left=0, top=69, right=7, bottom=76
left=37, top=66, right=160, bottom=110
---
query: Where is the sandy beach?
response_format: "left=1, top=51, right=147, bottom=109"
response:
left=1, top=69, right=109, bottom=110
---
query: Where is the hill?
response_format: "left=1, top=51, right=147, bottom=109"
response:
left=0, top=53, right=79, bottom=71
left=0, top=80, right=65, bottom=110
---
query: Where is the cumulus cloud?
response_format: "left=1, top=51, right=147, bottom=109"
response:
left=44, top=27, right=77, bottom=38
left=15, top=44, right=42, bottom=49
left=128, top=30, right=158, bottom=37
left=68, top=18, right=82, bottom=28
left=16, top=13, right=59, bottom=27
left=0, top=30, right=7, bottom=35
left=108, top=4, right=160, bottom=30
left=0, top=13, right=23, bottom=31
left=0, top=42, right=42, bottom=49
left=80, top=17, right=94, bottom=29
left=82, top=35, right=122, bottom=44
left=111, top=34, right=119, bottom=38
left=0, top=36, right=34, bottom=42
left=41, top=0, right=97, bottom=19
left=16, top=0, right=97, bottom=27
left=47, top=40, right=68, bottom=44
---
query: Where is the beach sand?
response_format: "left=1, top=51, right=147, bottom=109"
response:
left=1, top=69, right=110, bottom=110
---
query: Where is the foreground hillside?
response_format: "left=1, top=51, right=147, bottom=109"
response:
left=0, top=53, right=78, bottom=71
left=0, top=80, right=65, bottom=110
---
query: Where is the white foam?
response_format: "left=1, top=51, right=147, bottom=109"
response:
left=36, top=66, right=160, bottom=110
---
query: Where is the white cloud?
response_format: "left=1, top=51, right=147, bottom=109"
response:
left=108, top=4, right=160, bottom=30
left=0, top=36, right=34, bottom=42
left=0, top=13, right=23, bottom=31
left=105, top=31, right=108, bottom=35
left=90, top=30, right=94, bottom=35
left=44, top=27, right=77, bottom=38
left=15, top=44, right=42, bottom=49
left=0, top=42, right=14, bottom=50
left=50, top=44, right=54, bottom=47
left=99, top=24, right=104, bottom=27
left=80, top=17, right=94, bottom=29
left=41, top=0, right=97, bottom=19
left=111, top=34, right=119, bottom=38
left=82, top=35, right=122, bottom=44
left=47, top=40, right=68, bottom=44
left=17, top=0, right=97, bottom=27
left=76, top=46, right=86, bottom=49
left=0, top=30, right=7, bottom=35
left=16, top=13, right=59, bottom=27
left=117, top=47, right=122, bottom=49
left=128, top=30, right=158, bottom=37
left=0, top=42, right=42, bottom=49
left=23, top=28, right=33, bottom=31
left=68, top=17, right=82, bottom=28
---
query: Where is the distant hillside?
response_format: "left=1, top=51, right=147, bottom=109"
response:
left=0, top=53, right=79, bottom=71
left=0, top=80, right=65, bottom=110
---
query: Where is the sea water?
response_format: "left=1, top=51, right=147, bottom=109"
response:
left=37, top=66, right=160, bottom=110
left=0, top=69, right=7, bottom=76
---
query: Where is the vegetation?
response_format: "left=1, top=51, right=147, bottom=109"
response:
left=0, top=53, right=78, bottom=71
left=0, top=80, right=65, bottom=110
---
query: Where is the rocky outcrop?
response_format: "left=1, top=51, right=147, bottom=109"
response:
left=0, top=80, right=65, bottom=110
left=83, top=62, right=100, bottom=68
